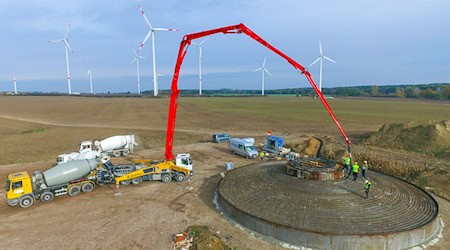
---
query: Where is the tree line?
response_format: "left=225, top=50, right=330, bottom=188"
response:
left=164, top=83, right=449, bottom=100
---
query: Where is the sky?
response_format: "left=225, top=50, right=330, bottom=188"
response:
left=0, top=0, right=449, bottom=93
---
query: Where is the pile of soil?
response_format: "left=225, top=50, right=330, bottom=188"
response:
left=363, top=120, right=450, bottom=160
left=186, top=225, right=231, bottom=250
left=285, top=137, right=322, bottom=158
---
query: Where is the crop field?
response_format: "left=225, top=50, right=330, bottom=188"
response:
left=0, top=95, right=448, bottom=249
left=0, top=95, right=448, bottom=164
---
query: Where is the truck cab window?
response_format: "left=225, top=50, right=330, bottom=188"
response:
left=12, top=181, right=23, bottom=189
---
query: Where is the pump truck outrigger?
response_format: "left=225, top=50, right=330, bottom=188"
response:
left=6, top=23, right=350, bottom=208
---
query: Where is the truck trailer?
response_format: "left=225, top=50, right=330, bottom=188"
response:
left=6, top=159, right=100, bottom=208
left=57, top=134, right=137, bottom=164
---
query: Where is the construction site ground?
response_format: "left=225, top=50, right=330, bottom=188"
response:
left=0, top=142, right=448, bottom=249
left=0, top=96, right=448, bottom=249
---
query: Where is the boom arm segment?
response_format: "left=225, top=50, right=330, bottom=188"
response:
left=165, top=23, right=351, bottom=161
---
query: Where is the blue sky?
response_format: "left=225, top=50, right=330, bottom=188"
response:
left=0, top=0, right=449, bottom=93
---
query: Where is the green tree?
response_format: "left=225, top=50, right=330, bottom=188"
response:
left=441, top=85, right=450, bottom=100
left=370, top=85, right=379, bottom=96
left=419, top=88, right=441, bottom=99
left=405, top=86, right=419, bottom=98
left=394, top=87, right=405, bottom=97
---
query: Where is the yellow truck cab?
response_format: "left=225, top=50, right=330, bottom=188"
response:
left=6, top=171, right=34, bottom=207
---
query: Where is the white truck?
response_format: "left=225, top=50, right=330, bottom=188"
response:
left=57, top=134, right=137, bottom=164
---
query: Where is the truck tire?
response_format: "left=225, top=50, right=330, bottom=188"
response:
left=122, top=149, right=130, bottom=156
left=40, top=191, right=54, bottom=203
left=112, top=151, right=121, bottom=157
left=120, top=180, right=131, bottom=185
left=175, top=174, right=186, bottom=182
left=131, top=177, right=142, bottom=185
left=81, top=183, right=94, bottom=193
left=19, top=195, right=34, bottom=208
left=161, top=174, right=172, bottom=183
left=68, top=186, right=81, bottom=197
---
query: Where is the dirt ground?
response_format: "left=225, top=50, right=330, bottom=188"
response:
left=0, top=96, right=448, bottom=249
left=0, top=142, right=448, bottom=250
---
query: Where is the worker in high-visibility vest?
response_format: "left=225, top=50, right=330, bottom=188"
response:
left=361, top=160, right=369, bottom=179
left=259, top=151, right=265, bottom=161
left=343, top=155, right=351, bottom=176
left=364, top=179, right=372, bottom=199
left=352, top=162, right=360, bottom=181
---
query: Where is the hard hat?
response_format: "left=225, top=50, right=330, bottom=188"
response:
left=355, top=162, right=358, bottom=165
left=364, top=160, right=368, bottom=163
left=365, top=179, right=369, bottom=183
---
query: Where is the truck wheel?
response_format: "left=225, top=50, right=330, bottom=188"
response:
left=113, top=151, right=121, bottom=157
left=161, top=174, right=172, bottom=183
left=68, top=186, right=81, bottom=197
left=122, top=149, right=130, bottom=156
left=19, top=195, right=34, bottom=208
left=131, top=177, right=142, bottom=185
left=175, top=174, right=186, bottom=182
left=120, top=180, right=131, bottom=185
left=81, top=183, right=94, bottom=193
left=40, top=191, right=54, bottom=203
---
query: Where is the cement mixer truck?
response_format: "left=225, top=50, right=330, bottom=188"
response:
left=57, top=134, right=137, bottom=163
left=6, top=159, right=100, bottom=208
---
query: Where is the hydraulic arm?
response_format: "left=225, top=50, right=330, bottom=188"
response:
left=164, top=23, right=351, bottom=161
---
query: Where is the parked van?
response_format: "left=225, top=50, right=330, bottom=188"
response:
left=229, top=138, right=258, bottom=159
left=212, top=133, right=231, bottom=143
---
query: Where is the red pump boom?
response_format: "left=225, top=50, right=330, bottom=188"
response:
left=165, top=23, right=351, bottom=161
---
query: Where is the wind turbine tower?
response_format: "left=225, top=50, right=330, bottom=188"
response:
left=49, top=24, right=74, bottom=95
left=131, top=48, right=145, bottom=94
left=253, top=58, right=272, bottom=96
left=137, top=5, right=178, bottom=96
left=87, top=69, right=93, bottom=94
left=13, top=77, right=17, bottom=94
left=309, top=40, right=336, bottom=92
left=192, top=38, right=209, bottom=95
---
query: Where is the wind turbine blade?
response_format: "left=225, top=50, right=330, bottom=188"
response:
left=138, top=5, right=153, bottom=29
left=138, top=31, right=152, bottom=53
left=253, top=68, right=263, bottom=72
left=323, top=56, right=336, bottom=63
left=130, top=57, right=137, bottom=64
left=153, top=27, right=178, bottom=32
left=48, top=39, right=64, bottom=43
left=199, top=37, right=209, bottom=45
left=138, top=56, right=146, bottom=59
left=64, top=40, right=73, bottom=53
left=133, top=48, right=138, bottom=57
left=319, top=40, right=323, bottom=56
left=264, top=68, right=272, bottom=76
left=263, top=57, right=267, bottom=67
left=64, top=23, right=71, bottom=39
left=309, top=57, right=321, bottom=67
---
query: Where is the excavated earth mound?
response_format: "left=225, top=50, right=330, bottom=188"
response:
left=363, top=120, right=450, bottom=159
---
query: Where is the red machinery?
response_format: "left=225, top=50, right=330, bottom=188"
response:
left=164, top=23, right=351, bottom=161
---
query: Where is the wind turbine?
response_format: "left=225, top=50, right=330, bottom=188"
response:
left=87, top=69, right=93, bottom=94
left=13, top=77, right=17, bottom=94
left=137, top=5, right=178, bottom=96
left=309, top=40, right=336, bottom=92
left=49, top=23, right=74, bottom=95
left=253, top=57, right=272, bottom=96
left=192, top=38, right=209, bottom=95
left=130, top=48, right=145, bottom=94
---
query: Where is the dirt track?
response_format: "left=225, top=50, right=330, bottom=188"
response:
left=0, top=142, right=448, bottom=249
